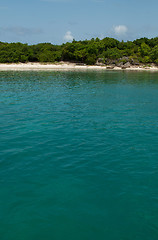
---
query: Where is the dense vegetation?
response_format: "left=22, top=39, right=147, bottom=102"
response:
left=0, top=37, right=158, bottom=65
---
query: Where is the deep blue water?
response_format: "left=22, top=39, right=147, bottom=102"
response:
left=1, top=70, right=158, bottom=240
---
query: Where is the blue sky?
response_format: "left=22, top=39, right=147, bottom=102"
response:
left=0, top=0, right=158, bottom=44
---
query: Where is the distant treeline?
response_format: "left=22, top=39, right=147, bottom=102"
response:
left=0, top=37, right=158, bottom=65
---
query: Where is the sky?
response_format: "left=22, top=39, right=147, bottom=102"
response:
left=0, top=0, right=158, bottom=44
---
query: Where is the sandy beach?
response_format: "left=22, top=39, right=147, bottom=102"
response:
left=0, top=62, right=158, bottom=71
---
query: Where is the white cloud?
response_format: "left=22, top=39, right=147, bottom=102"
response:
left=113, top=25, right=128, bottom=36
left=64, top=31, right=73, bottom=42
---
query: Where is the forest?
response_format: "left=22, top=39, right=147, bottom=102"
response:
left=0, top=37, right=158, bottom=65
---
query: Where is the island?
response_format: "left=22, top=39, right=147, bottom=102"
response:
left=0, top=37, right=158, bottom=70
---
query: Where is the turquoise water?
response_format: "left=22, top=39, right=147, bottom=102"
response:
left=1, top=70, right=158, bottom=240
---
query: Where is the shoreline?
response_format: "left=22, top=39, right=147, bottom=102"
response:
left=0, top=62, right=158, bottom=71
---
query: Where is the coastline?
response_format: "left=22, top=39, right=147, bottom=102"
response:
left=0, top=62, right=158, bottom=71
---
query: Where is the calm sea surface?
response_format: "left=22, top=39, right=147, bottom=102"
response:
left=1, top=70, right=158, bottom=240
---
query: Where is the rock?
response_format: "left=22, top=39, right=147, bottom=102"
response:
left=121, top=66, right=127, bottom=69
left=150, top=63, right=156, bottom=67
left=116, top=62, right=124, bottom=67
left=106, top=59, right=116, bottom=65
left=106, top=66, right=114, bottom=69
left=96, top=58, right=105, bottom=66
left=122, top=56, right=129, bottom=61
left=130, top=58, right=140, bottom=65
left=97, top=58, right=104, bottom=63
left=116, top=61, right=131, bottom=68
left=124, top=62, right=131, bottom=68
left=118, top=57, right=129, bottom=63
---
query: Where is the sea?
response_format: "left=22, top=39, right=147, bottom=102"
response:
left=0, top=70, right=158, bottom=240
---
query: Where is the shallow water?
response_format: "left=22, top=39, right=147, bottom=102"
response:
left=1, top=70, right=158, bottom=240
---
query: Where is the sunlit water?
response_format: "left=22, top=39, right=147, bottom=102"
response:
left=1, top=70, right=158, bottom=240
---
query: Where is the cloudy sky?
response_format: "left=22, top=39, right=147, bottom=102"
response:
left=0, top=0, right=158, bottom=44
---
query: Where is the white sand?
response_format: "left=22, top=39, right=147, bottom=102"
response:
left=0, top=62, right=158, bottom=71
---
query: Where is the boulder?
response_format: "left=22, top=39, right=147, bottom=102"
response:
left=130, top=58, right=140, bottom=65
left=121, top=66, right=127, bottom=69
left=116, top=62, right=124, bottom=67
left=106, top=65, right=115, bottom=69
left=96, top=58, right=105, bottom=66
left=124, top=62, right=131, bottom=68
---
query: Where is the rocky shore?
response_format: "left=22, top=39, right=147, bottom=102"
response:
left=96, top=57, right=157, bottom=70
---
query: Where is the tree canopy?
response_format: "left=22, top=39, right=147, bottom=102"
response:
left=0, top=37, right=158, bottom=65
